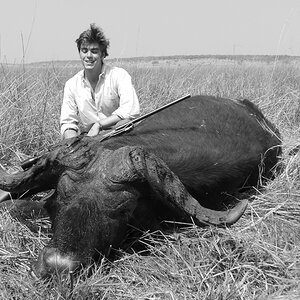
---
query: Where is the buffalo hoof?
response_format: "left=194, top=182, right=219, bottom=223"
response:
left=31, top=247, right=80, bottom=279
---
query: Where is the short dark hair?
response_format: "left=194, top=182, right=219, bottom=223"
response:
left=75, top=24, right=110, bottom=57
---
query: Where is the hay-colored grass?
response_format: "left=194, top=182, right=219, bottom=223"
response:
left=1, top=56, right=300, bottom=299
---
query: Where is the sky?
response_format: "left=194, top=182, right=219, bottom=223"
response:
left=0, top=0, right=300, bottom=63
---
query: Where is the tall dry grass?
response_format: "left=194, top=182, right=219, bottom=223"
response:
left=0, top=56, right=300, bottom=299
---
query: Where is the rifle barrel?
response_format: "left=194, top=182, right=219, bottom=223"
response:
left=100, top=93, right=191, bottom=140
left=130, top=93, right=191, bottom=125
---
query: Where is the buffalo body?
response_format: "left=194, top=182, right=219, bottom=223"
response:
left=0, top=95, right=281, bottom=278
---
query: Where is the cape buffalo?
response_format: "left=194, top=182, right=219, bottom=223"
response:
left=0, top=95, right=281, bottom=278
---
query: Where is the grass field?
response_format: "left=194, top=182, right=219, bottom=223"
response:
left=1, top=55, right=300, bottom=299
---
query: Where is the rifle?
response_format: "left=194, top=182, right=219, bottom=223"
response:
left=20, top=94, right=191, bottom=170
left=99, top=93, right=191, bottom=141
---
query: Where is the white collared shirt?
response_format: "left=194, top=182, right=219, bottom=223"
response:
left=60, top=64, right=140, bottom=135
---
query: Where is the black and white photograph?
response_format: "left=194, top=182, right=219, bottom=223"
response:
left=0, top=1, right=299, bottom=299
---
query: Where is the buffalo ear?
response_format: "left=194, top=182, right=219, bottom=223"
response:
left=0, top=198, right=49, bottom=232
left=0, top=199, right=47, bottom=218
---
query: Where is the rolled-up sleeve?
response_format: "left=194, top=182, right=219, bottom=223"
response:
left=112, top=69, right=140, bottom=120
left=60, top=81, right=80, bottom=135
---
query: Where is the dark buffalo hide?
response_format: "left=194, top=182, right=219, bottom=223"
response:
left=0, top=95, right=281, bottom=278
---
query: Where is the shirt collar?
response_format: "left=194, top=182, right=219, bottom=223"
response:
left=81, top=63, right=107, bottom=84
left=99, top=63, right=107, bottom=78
